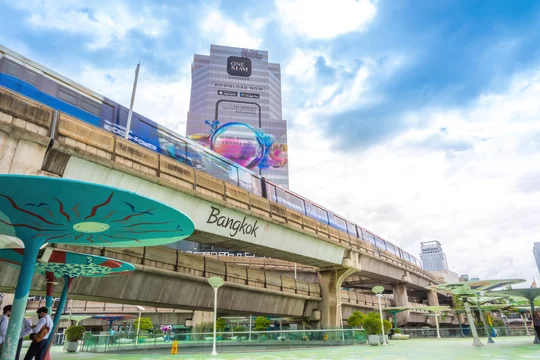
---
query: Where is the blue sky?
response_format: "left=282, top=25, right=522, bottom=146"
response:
left=1, top=0, right=540, bottom=282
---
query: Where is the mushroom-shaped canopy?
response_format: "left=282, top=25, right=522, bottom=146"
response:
left=0, top=175, right=194, bottom=248
left=0, top=248, right=135, bottom=278
left=485, top=288, right=540, bottom=303
left=428, top=279, right=526, bottom=296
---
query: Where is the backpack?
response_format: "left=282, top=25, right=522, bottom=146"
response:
left=33, top=325, right=50, bottom=343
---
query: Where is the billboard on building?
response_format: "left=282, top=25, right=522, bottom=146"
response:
left=186, top=45, right=289, bottom=188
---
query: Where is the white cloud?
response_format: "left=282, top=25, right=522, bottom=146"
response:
left=199, top=9, right=262, bottom=49
left=11, top=0, right=167, bottom=50
left=285, top=49, right=321, bottom=80
left=287, top=67, right=540, bottom=283
left=275, top=0, right=377, bottom=39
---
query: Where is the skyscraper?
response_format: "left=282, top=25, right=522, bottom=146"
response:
left=185, top=45, right=289, bottom=188
left=533, top=242, right=540, bottom=274
left=420, top=241, right=449, bottom=272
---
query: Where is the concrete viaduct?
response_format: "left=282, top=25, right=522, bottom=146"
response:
left=0, top=86, right=446, bottom=327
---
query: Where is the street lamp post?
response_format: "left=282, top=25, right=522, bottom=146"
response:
left=372, top=286, right=387, bottom=346
left=208, top=276, right=225, bottom=356
left=337, top=302, right=345, bottom=342
left=135, top=305, right=145, bottom=347
left=433, top=313, right=441, bottom=339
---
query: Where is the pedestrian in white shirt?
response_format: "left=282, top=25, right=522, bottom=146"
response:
left=15, top=317, right=33, bottom=360
left=0, top=305, right=12, bottom=354
left=23, top=307, right=52, bottom=360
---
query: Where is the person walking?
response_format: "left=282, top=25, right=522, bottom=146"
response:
left=533, top=310, right=540, bottom=339
left=23, top=307, right=52, bottom=360
left=0, top=305, right=12, bottom=354
left=16, top=317, right=33, bottom=360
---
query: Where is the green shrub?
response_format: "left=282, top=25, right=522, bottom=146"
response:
left=65, top=325, right=86, bottom=342
left=232, top=326, right=245, bottom=332
left=347, top=311, right=366, bottom=328
left=133, top=317, right=153, bottom=332
left=361, top=312, right=392, bottom=335
left=394, top=328, right=401, bottom=334
left=215, top=318, right=226, bottom=332
left=254, top=316, right=270, bottom=331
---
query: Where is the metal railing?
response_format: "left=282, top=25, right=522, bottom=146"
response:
left=399, top=326, right=533, bottom=338
left=80, top=328, right=368, bottom=353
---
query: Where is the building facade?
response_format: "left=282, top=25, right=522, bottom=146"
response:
left=185, top=45, right=289, bottom=189
left=431, top=269, right=460, bottom=284
left=534, top=242, right=540, bottom=274
left=420, top=241, right=449, bottom=272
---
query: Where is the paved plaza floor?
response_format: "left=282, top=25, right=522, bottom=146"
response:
left=50, top=336, right=539, bottom=359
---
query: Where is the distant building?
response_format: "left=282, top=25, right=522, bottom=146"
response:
left=533, top=242, right=540, bottom=274
left=431, top=269, right=460, bottom=284
left=420, top=241, right=449, bottom=272
left=470, top=277, right=480, bottom=281
left=459, top=274, right=469, bottom=282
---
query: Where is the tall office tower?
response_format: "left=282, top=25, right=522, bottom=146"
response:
left=420, top=241, right=449, bottom=272
left=534, top=242, right=540, bottom=274
left=186, top=45, right=289, bottom=189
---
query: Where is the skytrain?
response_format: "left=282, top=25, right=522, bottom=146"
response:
left=0, top=45, right=423, bottom=268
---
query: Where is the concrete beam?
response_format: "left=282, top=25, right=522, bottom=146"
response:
left=0, top=262, right=320, bottom=318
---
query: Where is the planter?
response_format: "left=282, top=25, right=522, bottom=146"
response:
left=379, top=335, right=388, bottom=344
left=368, top=335, right=380, bottom=346
left=64, top=341, right=79, bottom=352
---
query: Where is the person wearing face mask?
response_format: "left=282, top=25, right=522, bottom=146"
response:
left=0, top=305, right=12, bottom=354
left=23, top=307, right=52, bottom=360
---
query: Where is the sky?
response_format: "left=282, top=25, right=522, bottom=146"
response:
left=1, top=0, right=540, bottom=284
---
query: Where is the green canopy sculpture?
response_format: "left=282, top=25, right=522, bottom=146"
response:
left=383, top=307, right=410, bottom=329
left=421, top=306, right=450, bottom=339
left=428, top=279, right=525, bottom=347
left=486, top=288, right=540, bottom=344
left=0, top=247, right=136, bottom=360
left=0, top=175, right=195, bottom=360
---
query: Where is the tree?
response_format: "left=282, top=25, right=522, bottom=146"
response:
left=215, top=317, right=226, bottom=332
left=347, top=311, right=366, bottom=328
left=133, top=317, right=153, bottom=332
left=254, top=316, right=270, bottom=331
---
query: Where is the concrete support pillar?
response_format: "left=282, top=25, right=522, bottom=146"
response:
left=317, top=268, right=356, bottom=328
left=0, top=131, right=47, bottom=175
left=191, top=311, right=214, bottom=332
left=427, top=290, right=439, bottom=306
left=392, top=283, right=409, bottom=325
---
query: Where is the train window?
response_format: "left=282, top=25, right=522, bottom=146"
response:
left=81, top=99, right=100, bottom=116
left=363, top=230, right=376, bottom=245
left=347, top=222, right=357, bottom=237
left=25, top=68, right=39, bottom=86
left=3, top=60, right=39, bottom=86
left=375, top=236, right=386, bottom=250
left=100, top=103, right=114, bottom=123
left=4, top=60, right=21, bottom=76
left=57, top=87, right=78, bottom=106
